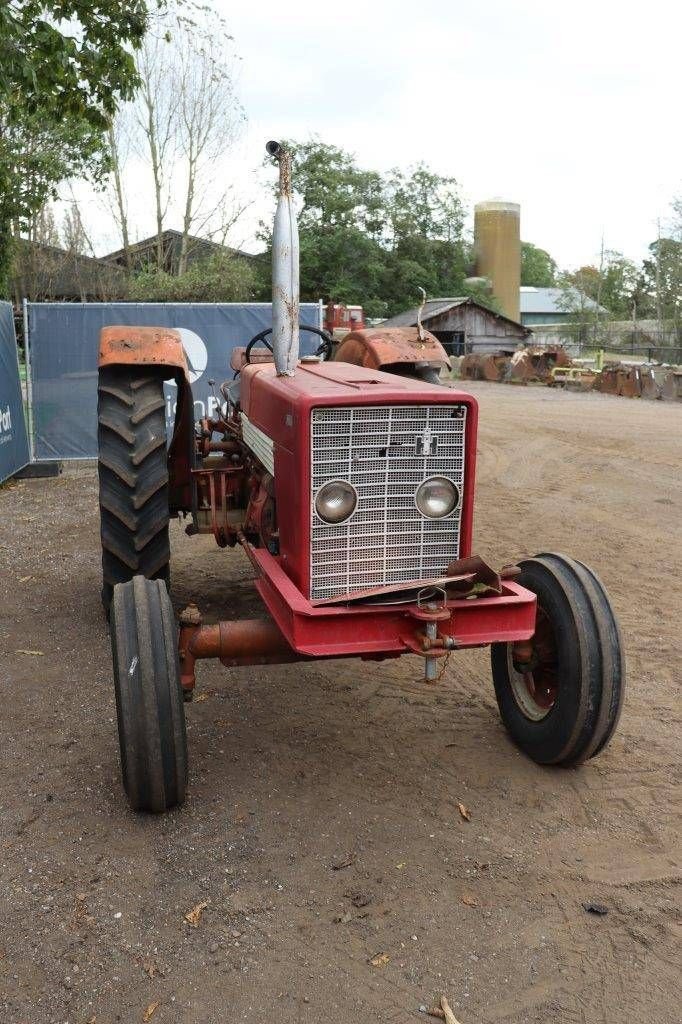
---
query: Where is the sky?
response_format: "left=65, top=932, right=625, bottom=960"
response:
left=73, top=0, right=681, bottom=270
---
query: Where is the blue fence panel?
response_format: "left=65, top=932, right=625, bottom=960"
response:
left=0, top=302, right=30, bottom=481
left=27, top=302, right=322, bottom=460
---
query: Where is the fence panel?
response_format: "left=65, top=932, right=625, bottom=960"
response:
left=26, top=302, right=322, bottom=460
left=0, top=301, right=30, bottom=482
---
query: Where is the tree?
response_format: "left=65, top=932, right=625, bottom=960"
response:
left=0, top=1, right=150, bottom=294
left=132, top=26, right=182, bottom=269
left=287, top=140, right=385, bottom=234
left=599, top=251, right=639, bottom=318
left=128, top=250, right=255, bottom=302
left=104, top=3, right=246, bottom=278
left=175, top=26, right=245, bottom=273
left=256, top=141, right=389, bottom=311
left=105, top=119, right=134, bottom=270
left=257, top=141, right=471, bottom=317
left=638, top=237, right=682, bottom=327
left=556, top=266, right=603, bottom=343
left=382, top=165, right=468, bottom=311
left=520, top=242, right=556, bottom=287
left=386, top=165, right=464, bottom=244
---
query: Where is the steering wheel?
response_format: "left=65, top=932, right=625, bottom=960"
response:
left=244, top=324, right=334, bottom=365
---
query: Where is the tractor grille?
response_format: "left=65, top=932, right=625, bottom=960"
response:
left=310, top=404, right=467, bottom=601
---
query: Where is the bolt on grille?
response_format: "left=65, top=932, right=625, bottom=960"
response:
left=310, top=404, right=466, bottom=600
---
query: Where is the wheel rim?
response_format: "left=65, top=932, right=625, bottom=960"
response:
left=508, top=606, right=559, bottom=721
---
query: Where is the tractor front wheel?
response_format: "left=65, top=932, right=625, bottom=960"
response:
left=110, top=576, right=187, bottom=812
left=491, top=553, right=625, bottom=766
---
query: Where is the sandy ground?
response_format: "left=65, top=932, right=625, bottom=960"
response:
left=0, top=383, right=680, bottom=1024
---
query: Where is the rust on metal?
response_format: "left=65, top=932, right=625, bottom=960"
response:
left=229, top=346, right=274, bottom=372
left=334, top=326, right=449, bottom=372
left=511, top=606, right=558, bottom=713
left=459, top=346, right=571, bottom=385
left=660, top=368, right=682, bottom=402
left=268, top=141, right=300, bottom=376
left=459, top=352, right=507, bottom=382
left=416, top=286, right=427, bottom=343
left=595, top=363, right=642, bottom=398
left=445, top=555, right=503, bottom=594
left=191, top=459, right=244, bottom=548
left=98, top=325, right=189, bottom=373
left=178, top=612, right=301, bottom=693
left=640, top=365, right=662, bottom=400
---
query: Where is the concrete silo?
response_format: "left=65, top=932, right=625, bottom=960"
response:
left=473, top=201, right=521, bottom=323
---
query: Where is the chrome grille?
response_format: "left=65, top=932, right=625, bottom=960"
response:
left=310, top=404, right=466, bottom=600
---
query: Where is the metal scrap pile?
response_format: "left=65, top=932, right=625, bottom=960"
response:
left=458, top=345, right=571, bottom=384
left=595, top=362, right=682, bottom=401
left=455, top=346, right=682, bottom=401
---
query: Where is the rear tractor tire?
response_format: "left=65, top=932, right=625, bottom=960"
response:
left=110, top=576, right=187, bottom=813
left=98, top=366, right=171, bottom=613
left=491, top=553, right=625, bottom=766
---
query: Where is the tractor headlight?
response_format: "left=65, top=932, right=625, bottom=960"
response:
left=315, top=480, right=357, bottom=524
left=415, top=476, right=459, bottom=518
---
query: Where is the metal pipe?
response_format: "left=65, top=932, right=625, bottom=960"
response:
left=267, top=140, right=300, bottom=376
left=22, top=298, right=35, bottom=462
left=190, top=619, right=298, bottom=666
left=424, top=620, right=438, bottom=682
left=178, top=603, right=304, bottom=694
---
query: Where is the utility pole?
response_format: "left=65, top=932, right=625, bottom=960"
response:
left=655, top=218, right=663, bottom=344
left=594, top=234, right=605, bottom=347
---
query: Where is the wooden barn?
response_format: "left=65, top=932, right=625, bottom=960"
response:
left=379, top=297, right=531, bottom=356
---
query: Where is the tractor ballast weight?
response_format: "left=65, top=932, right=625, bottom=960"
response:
left=97, top=142, right=625, bottom=813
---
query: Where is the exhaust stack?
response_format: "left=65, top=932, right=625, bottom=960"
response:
left=267, top=141, right=299, bottom=376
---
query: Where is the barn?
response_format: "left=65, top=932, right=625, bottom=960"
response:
left=378, top=297, right=531, bottom=356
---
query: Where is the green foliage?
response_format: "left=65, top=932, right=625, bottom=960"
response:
left=0, top=2, right=146, bottom=127
left=599, top=252, right=640, bottom=318
left=556, top=267, right=601, bottom=326
left=560, top=242, right=680, bottom=327
left=291, top=141, right=384, bottom=235
left=0, top=1, right=152, bottom=295
left=639, top=238, right=682, bottom=324
left=386, top=165, right=464, bottom=243
left=562, top=253, right=639, bottom=318
left=257, top=140, right=472, bottom=318
left=128, top=252, right=256, bottom=302
left=520, top=241, right=556, bottom=287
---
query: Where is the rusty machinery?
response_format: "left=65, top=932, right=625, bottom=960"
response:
left=459, top=346, right=572, bottom=385
left=333, top=288, right=450, bottom=385
left=97, top=143, right=625, bottom=812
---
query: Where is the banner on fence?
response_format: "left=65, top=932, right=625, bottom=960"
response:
left=0, top=302, right=30, bottom=482
left=26, top=302, right=322, bottom=460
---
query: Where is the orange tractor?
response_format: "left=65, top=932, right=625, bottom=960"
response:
left=98, top=143, right=624, bottom=812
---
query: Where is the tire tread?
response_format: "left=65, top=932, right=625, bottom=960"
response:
left=98, top=367, right=170, bottom=611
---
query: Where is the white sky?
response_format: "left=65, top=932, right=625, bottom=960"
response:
left=72, top=0, right=681, bottom=270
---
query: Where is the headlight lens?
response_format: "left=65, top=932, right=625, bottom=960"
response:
left=415, top=476, right=459, bottom=518
left=315, top=480, right=357, bottom=524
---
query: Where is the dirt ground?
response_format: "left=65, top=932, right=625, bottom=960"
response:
left=0, top=383, right=680, bottom=1024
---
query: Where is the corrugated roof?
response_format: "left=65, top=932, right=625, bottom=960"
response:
left=379, top=297, right=528, bottom=333
left=379, top=298, right=469, bottom=328
left=520, top=286, right=606, bottom=314
left=102, top=229, right=255, bottom=264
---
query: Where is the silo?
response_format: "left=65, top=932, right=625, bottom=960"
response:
left=473, top=201, right=521, bottom=323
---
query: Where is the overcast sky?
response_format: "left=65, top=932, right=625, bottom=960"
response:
left=77, top=0, right=681, bottom=270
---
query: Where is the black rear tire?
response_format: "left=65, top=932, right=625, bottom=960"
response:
left=110, top=576, right=187, bottom=812
left=98, top=366, right=170, bottom=613
left=491, top=553, right=625, bottom=766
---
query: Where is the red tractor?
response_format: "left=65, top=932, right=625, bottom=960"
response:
left=98, top=143, right=624, bottom=812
